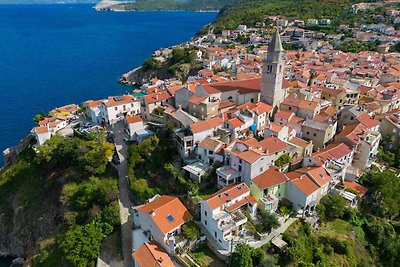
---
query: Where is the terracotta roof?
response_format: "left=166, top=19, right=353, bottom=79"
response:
left=218, top=100, right=236, bottom=110
left=288, top=172, right=320, bottom=196
left=125, top=115, right=142, bottom=124
left=132, top=242, right=175, bottom=267
left=259, top=136, right=288, bottom=155
left=343, top=181, right=367, bottom=197
left=188, top=95, right=208, bottom=105
left=86, top=100, right=102, bottom=108
left=356, top=113, right=379, bottom=129
left=252, top=166, right=288, bottom=190
left=143, top=91, right=171, bottom=104
left=205, top=182, right=250, bottom=210
left=228, top=117, right=244, bottom=128
left=288, top=137, right=311, bottom=148
left=34, top=126, right=49, bottom=134
left=198, top=137, right=224, bottom=151
left=201, top=78, right=261, bottom=95
left=295, top=166, right=331, bottom=187
left=252, top=102, right=273, bottom=115
left=275, top=110, right=294, bottom=120
left=137, top=195, right=192, bottom=234
left=190, top=117, right=223, bottom=133
left=104, top=95, right=135, bottom=107
left=311, top=143, right=353, bottom=165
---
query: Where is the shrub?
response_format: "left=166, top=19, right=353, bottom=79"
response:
left=182, top=221, right=200, bottom=241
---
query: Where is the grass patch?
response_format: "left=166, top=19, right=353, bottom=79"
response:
left=190, top=244, right=222, bottom=267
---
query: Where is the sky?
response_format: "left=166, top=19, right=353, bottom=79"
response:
left=0, top=0, right=97, bottom=4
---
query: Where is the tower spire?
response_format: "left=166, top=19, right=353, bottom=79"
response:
left=267, top=30, right=284, bottom=63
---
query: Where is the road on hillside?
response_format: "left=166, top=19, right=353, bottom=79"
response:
left=110, top=121, right=133, bottom=267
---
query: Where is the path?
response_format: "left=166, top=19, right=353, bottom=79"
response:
left=248, top=217, right=297, bottom=248
left=98, top=121, right=133, bottom=267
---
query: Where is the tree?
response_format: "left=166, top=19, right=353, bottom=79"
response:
left=232, top=244, right=253, bottom=267
left=259, top=210, right=280, bottom=233
left=390, top=42, right=400, bottom=53
left=275, top=154, right=291, bottom=169
left=362, top=170, right=400, bottom=219
left=182, top=221, right=200, bottom=241
left=58, top=223, right=104, bottom=267
left=33, top=111, right=46, bottom=123
left=317, top=193, right=347, bottom=221
left=79, top=140, right=114, bottom=175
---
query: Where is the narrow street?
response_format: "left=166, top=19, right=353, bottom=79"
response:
left=98, top=121, right=133, bottom=267
left=112, top=121, right=133, bottom=267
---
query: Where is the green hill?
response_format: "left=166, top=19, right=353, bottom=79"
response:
left=208, top=0, right=376, bottom=32
left=106, top=0, right=239, bottom=11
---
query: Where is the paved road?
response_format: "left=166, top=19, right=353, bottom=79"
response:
left=111, top=121, right=133, bottom=267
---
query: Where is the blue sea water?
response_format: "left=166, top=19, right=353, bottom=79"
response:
left=0, top=4, right=216, bottom=157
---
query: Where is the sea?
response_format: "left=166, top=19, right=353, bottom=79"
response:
left=0, top=4, right=216, bottom=163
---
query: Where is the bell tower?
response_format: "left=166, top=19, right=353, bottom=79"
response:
left=260, top=30, right=285, bottom=111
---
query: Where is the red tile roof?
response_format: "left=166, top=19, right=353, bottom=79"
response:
left=143, top=91, right=172, bottom=104
left=252, top=166, right=288, bottom=190
left=356, top=113, right=379, bottom=129
left=205, top=182, right=249, bottom=210
left=104, top=95, right=135, bottom=107
left=190, top=117, right=223, bottom=133
left=137, top=195, right=192, bottom=234
left=132, top=242, right=175, bottom=267
left=125, top=115, right=142, bottom=124
left=259, top=136, right=288, bottom=155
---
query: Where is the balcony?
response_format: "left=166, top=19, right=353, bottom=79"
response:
left=217, top=166, right=241, bottom=188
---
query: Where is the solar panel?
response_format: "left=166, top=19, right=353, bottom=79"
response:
left=114, top=96, right=123, bottom=101
left=167, top=214, right=174, bottom=223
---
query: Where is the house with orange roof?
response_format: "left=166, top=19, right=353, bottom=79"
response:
left=99, top=95, right=140, bottom=125
left=200, top=182, right=257, bottom=253
left=32, top=125, right=51, bottom=145
left=304, top=143, right=354, bottom=182
left=280, top=97, right=321, bottom=119
left=250, top=166, right=288, bottom=212
left=175, top=117, right=224, bottom=159
left=84, top=99, right=103, bottom=124
left=380, top=111, right=400, bottom=149
left=49, top=103, right=79, bottom=117
left=263, top=121, right=295, bottom=142
left=140, top=91, right=172, bottom=121
left=286, top=166, right=332, bottom=212
left=124, top=115, right=145, bottom=139
left=335, top=122, right=380, bottom=169
left=132, top=241, right=175, bottom=267
left=133, top=195, right=193, bottom=254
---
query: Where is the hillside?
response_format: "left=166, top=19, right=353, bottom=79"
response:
left=207, top=0, right=378, bottom=32
left=0, top=133, right=120, bottom=266
left=95, top=0, right=239, bottom=11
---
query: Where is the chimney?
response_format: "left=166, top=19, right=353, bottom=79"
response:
left=151, top=209, right=155, bottom=216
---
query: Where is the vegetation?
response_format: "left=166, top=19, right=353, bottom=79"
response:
left=275, top=154, right=291, bottom=169
left=189, top=243, right=224, bottom=267
left=317, top=192, right=348, bottom=221
left=256, top=210, right=280, bottom=234
left=182, top=221, right=201, bottom=241
left=127, top=127, right=199, bottom=203
left=140, top=47, right=203, bottom=82
left=33, top=111, right=46, bottom=123
left=119, top=0, right=237, bottom=11
left=360, top=169, right=400, bottom=219
left=390, top=42, right=400, bottom=53
left=336, top=40, right=380, bottom=53
left=0, top=132, right=119, bottom=266
left=232, top=244, right=253, bottom=267
left=210, top=0, right=371, bottom=33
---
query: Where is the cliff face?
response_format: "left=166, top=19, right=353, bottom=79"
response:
left=0, top=164, right=66, bottom=261
left=120, top=64, right=202, bottom=85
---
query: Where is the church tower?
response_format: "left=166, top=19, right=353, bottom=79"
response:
left=260, top=30, right=285, bottom=111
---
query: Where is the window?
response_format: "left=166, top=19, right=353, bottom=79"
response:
left=238, top=165, right=242, bottom=172
left=208, top=150, right=214, bottom=155
left=239, top=159, right=242, bottom=164
left=288, top=107, right=292, bottom=110
left=307, top=131, right=310, bottom=135
left=351, top=116, right=354, bottom=120
left=260, top=167, right=263, bottom=172
left=204, top=220, right=207, bottom=225
left=204, top=210, right=207, bottom=217
left=266, top=64, right=273, bottom=74
left=313, top=133, right=317, bottom=137
left=214, top=232, right=217, bottom=238
left=114, top=107, right=118, bottom=111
